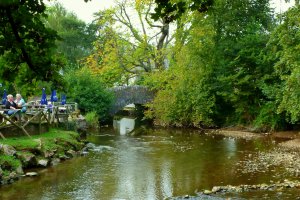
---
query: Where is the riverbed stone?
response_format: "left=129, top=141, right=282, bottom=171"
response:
left=15, top=166, right=24, bottom=175
left=1, top=144, right=16, bottom=156
left=59, top=154, right=70, bottom=160
left=25, top=172, right=38, bottom=177
left=51, top=158, right=61, bottom=166
left=85, top=143, right=96, bottom=150
left=37, top=159, right=49, bottom=167
left=203, top=190, right=212, bottom=195
left=211, top=186, right=221, bottom=193
left=66, top=149, right=77, bottom=158
left=43, top=150, right=55, bottom=158
left=9, top=171, right=18, bottom=180
left=18, top=152, right=37, bottom=167
left=76, top=118, right=87, bottom=134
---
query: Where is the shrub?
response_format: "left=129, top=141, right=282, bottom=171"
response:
left=64, top=68, right=114, bottom=121
left=85, top=111, right=99, bottom=128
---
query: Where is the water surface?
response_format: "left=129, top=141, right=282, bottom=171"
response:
left=0, top=126, right=298, bottom=200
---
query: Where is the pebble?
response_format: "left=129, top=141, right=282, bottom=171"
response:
left=203, top=179, right=300, bottom=194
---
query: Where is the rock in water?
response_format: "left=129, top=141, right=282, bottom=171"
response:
left=37, top=159, right=49, bottom=167
left=25, top=172, right=38, bottom=177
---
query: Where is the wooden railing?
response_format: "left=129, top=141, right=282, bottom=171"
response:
left=0, top=102, right=77, bottom=139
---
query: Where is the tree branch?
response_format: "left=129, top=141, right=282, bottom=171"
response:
left=5, top=7, right=38, bottom=75
left=145, top=3, right=162, bottom=28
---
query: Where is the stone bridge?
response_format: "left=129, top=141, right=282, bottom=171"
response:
left=109, top=85, right=155, bottom=115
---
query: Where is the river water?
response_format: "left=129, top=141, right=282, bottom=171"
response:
left=0, top=119, right=299, bottom=200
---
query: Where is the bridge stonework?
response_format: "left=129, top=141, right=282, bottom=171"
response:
left=109, top=85, right=155, bottom=115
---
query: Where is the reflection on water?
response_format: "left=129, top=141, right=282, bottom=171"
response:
left=113, top=117, right=135, bottom=135
left=0, top=127, right=298, bottom=200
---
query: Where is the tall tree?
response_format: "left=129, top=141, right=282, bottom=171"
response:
left=85, top=0, right=176, bottom=86
left=45, top=3, right=98, bottom=70
left=0, top=1, right=61, bottom=81
left=211, top=0, right=274, bottom=125
left=262, top=4, right=300, bottom=123
left=144, top=0, right=275, bottom=128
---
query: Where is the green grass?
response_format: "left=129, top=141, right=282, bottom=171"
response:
left=0, top=155, right=21, bottom=170
left=0, top=129, right=80, bottom=151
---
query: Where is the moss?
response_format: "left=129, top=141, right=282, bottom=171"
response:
left=0, top=129, right=80, bottom=150
left=0, top=128, right=83, bottom=161
left=0, top=129, right=83, bottom=185
left=0, top=155, right=21, bottom=171
left=1, top=139, right=39, bottom=151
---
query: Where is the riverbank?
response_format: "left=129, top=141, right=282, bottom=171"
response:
left=191, top=128, right=300, bottom=198
left=0, top=129, right=85, bottom=185
left=209, top=128, right=300, bottom=148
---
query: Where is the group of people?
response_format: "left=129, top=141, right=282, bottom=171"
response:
left=5, top=94, right=26, bottom=116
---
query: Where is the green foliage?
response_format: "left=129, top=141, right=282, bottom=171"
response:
left=0, top=0, right=299, bottom=131
left=0, top=0, right=64, bottom=82
left=144, top=12, right=216, bottom=127
left=145, top=0, right=277, bottom=128
left=212, top=0, right=274, bottom=125
left=0, top=1, right=66, bottom=97
left=64, top=68, right=114, bottom=120
left=152, top=0, right=213, bottom=22
left=85, top=111, right=99, bottom=127
left=253, top=102, right=286, bottom=132
left=45, top=3, right=97, bottom=70
left=0, top=155, right=21, bottom=171
left=265, top=5, right=300, bottom=123
left=85, top=0, right=176, bottom=86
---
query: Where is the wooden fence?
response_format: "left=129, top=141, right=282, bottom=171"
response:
left=0, top=102, right=78, bottom=139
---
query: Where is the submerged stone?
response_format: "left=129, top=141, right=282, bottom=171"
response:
left=51, top=158, right=61, bottom=166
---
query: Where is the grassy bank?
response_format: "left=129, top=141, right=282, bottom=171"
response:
left=0, top=129, right=85, bottom=185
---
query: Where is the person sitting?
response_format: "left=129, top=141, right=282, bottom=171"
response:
left=5, top=94, right=20, bottom=121
left=15, top=93, right=27, bottom=113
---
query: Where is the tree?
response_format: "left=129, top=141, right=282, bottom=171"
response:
left=151, top=0, right=213, bottom=22
left=84, top=0, right=176, bottom=86
left=0, top=0, right=62, bottom=81
left=144, top=0, right=276, bottom=128
left=210, top=0, right=274, bottom=125
left=143, top=10, right=216, bottom=127
left=64, top=67, right=114, bottom=120
left=263, top=5, right=300, bottom=123
left=0, top=0, right=65, bottom=96
left=45, top=3, right=98, bottom=70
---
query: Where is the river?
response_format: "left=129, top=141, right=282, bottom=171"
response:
left=0, top=118, right=299, bottom=200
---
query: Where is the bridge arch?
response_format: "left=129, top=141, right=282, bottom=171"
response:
left=109, top=85, right=154, bottom=115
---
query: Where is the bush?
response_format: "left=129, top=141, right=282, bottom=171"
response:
left=253, top=102, right=286, bottom=132
left=85, top=111, right=99, bottom=128
left=65, top=68, right=114, bottom=121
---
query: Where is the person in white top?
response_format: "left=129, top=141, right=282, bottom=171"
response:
left=15, top=94, right=27, bottom=113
